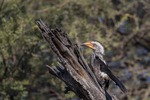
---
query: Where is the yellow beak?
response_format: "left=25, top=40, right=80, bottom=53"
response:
left=82, top=41, right=95, bottom=49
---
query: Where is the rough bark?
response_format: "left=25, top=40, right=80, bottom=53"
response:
left=36, top=19, right=117, bottom=100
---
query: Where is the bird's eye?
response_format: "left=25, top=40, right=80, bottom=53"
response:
left=93, top=44, right=96, bottom=47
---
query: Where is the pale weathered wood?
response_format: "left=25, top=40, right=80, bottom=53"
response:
left=36, top=19, right=117, bottom=100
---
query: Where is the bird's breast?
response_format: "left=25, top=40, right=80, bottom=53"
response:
left=100, top=72, right=109, bottom=79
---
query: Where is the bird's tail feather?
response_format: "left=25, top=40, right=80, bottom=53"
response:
left=107, top=71, right=127, bottom=93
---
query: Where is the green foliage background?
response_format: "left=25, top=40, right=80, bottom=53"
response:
left=0, top=0, right=150, bottom=100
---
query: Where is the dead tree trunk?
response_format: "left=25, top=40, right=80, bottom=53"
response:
left=36, top=19, right=117, bottom=100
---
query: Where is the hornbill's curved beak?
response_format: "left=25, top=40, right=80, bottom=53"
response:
left=81, top=41, right=95, bottom=49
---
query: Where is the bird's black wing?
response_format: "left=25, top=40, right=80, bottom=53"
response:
left=97, top=57, right=127, bottom=93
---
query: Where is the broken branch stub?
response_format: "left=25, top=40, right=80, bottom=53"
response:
left=36, top=19, right=116, bottom=100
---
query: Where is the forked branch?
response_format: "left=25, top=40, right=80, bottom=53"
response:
left=36, top=19, right=117, bottom=100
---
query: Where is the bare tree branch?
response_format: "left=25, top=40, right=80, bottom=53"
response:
left=36, top=19, right=117, bottom=100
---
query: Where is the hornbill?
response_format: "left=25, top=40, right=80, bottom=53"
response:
left=81, top=41, right=127, bottom=93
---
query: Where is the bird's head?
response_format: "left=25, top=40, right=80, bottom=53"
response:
left=81, top=41, right=105, bottom=55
